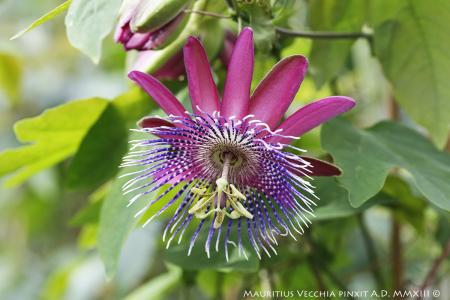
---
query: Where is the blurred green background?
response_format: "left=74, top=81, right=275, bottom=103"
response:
left=0, top=0, right=449, bottom=299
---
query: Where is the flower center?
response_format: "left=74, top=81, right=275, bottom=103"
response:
left=188, top=152, right=253, bottom=228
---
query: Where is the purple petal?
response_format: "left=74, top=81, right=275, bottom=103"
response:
left=125, top=32, right=151, bottom=50
left=183, top=37, right=220, bottom=114
left=152, top=50, right=185, bottom=80
left=219, top=30, right=236, bottom=67
left=131, top=50, right=185, bottom=80
left=249, top=56, right=308, bottom=129
left=114, top=22, right=133, bottom=44
left=269, top=96, right=356, bottom=143
left=301, top=157, right=341, bottom=176
left=128, top=71, right=186, bottom=116
left=220, top=27, right=254, bottom=119
left=137, top=116, right=175, bottom=129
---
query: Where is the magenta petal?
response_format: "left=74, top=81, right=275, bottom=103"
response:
left=249, top=55, right=308, bottom=129
left=125, top=32, right=151, bottom=50
left=269, top=96, right=356, bottom=143
left=137, top=116, right=175, bottom=129
left=183, top=37, right=220, bottom=114
left=128, top=71, right=186, bottom=116
left=285, top=156, right=341, bottom=177
left=220, top=27, right=254, bottom=119
left=302, top=157, right=341, bottom=176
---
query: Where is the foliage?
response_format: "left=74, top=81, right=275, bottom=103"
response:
left=1, top=0, right=449, bottom=299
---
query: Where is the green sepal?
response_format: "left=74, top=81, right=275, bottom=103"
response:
left=130, top=0, right=191, bottom=33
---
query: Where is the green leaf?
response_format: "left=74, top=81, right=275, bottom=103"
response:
left=367, top=0, right=406, bottom=26
left=0, top=98, right=108, bottom=187
left=0, top=53, right=21, bottom=106
left=65, top=0, right=122, bottom=63
left=65, top=104, right=128, bottom=189
left=66, top=88, right=155, bottom=190
left=97, top=131, right=175, bottom=277
left=39, top=261, right=78, bottom=300
left=382, top=176, right=427, bottom=231
left=314, top=177, right=393, bottom=220
left=70, top=183, right=109, bottom=227
left=374, top=0, right=450, bottom=147
left=321, top=119, right=450, bottom=211
left=123, top=265, right=182, bottom=300
left=309, top=0, right=366, bottom=87
left=10, top=0, right=72, bottom=40
left=112, top=87, right=157, bottom=126
left=70, top=199, right=103, bottom=226
left=97, top=165, right=149, bottom=277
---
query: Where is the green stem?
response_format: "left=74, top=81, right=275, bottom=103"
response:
left=357, top=214, right=385, bottom=290
left=392, top=215, right=403, bottom=297
left=184, top=9, right=231, bottom=19
left=214, top=272, right=224, bottom=300
left=417, top=240, right=450, bottom=299
left=275, top=26, right=373, bottom=40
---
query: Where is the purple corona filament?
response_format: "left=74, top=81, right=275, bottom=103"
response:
left=121, top=27, right=356, bottom=259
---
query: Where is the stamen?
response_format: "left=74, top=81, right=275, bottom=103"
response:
left=188, top=152, right=253, bottom=227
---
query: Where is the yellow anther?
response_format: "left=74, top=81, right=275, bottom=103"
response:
left=229, top=184, right=246, bottom=200
left=188, top=153, right=253, bottom=225
left=214, top=210, right=225, bottom=229
left=191, top=187, right=207, bottom=195
left=195, top=209, right=213, bottom=219
left=229, top=210, right=241, bottom=219
left=235, top=201, right=253, bottom=219
left=188, top=196, right=211, bottom=214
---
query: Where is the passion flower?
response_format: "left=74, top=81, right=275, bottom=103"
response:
left=121, top=27, right=355, bottom=259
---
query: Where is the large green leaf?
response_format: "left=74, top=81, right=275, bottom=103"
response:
left=321, top=119, right=450, bottom=211
left=123, top=265, right=182, bottom=300
left=97, top=131, right=175, bottom=277
left=313, top=177, right=392, bottom=220
left=65, top=0, right=122, bottom=63
left=308, top=0, right=366, bottom=87
left=0, top=98, right=108, bottom=187
left=65, top=104, right=128, bottom=189
left=65, top=88, right=155, bottom=189
left=11, top=0, right=72, bottom=40
left=382, top=176, right=427, bottom=231
left=97, top=165, right=149, bottom=277
left=374, top=0, right=450, bottom=147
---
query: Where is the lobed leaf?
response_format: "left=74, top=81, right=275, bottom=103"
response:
left=0, top=98, right=109, bottom=187
left=321, top=119, right=450, bottom=211
left=374, top=0, right=450, bottom=147
left=65, top=104, right=128, bottom=189
left=314, top=177, right=394, bottom=220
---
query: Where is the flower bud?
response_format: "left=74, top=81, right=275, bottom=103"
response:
left=115, top=0, right=191, bottom=51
